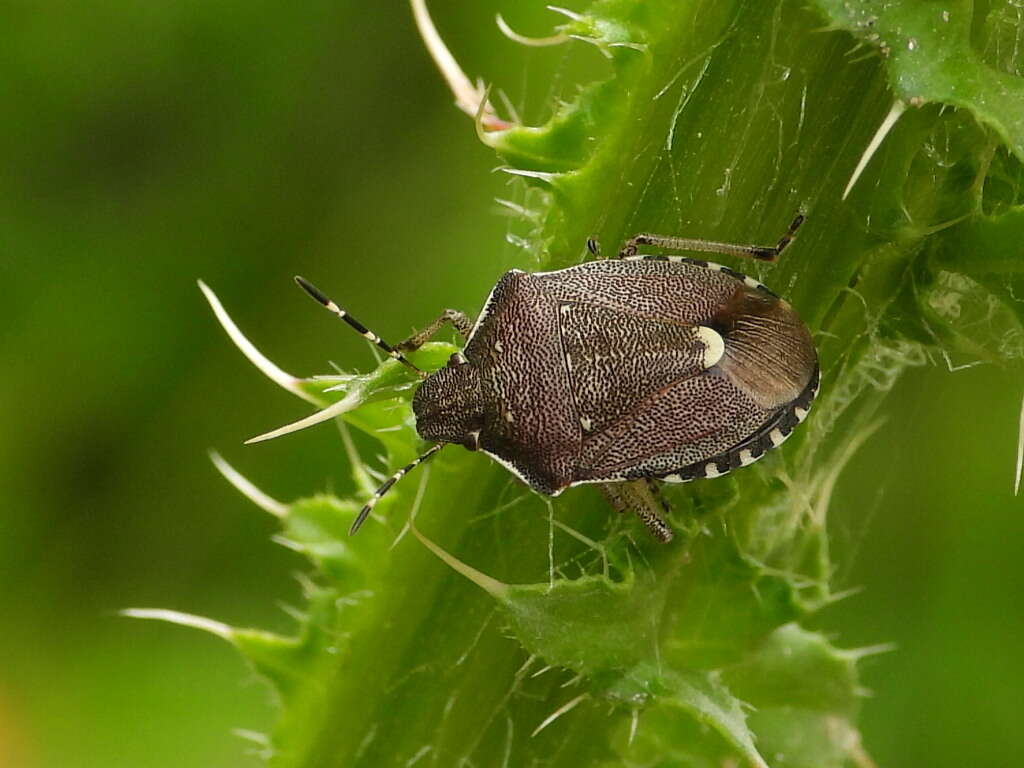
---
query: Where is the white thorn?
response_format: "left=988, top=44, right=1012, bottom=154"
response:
left=500, top=167, right=558, bottom=182
left=1015, top=388, right=1024, bottom=496
left=546, top=5, right=584, bottom=22
left=209, top=450, right=287, bottom=517
left=232, top=729, right=270, bottom=748
left=409, top=518, right=510, bottom=599
left=245, top=390, right=362, bottom=444
left=495, top=13, right=569, bottom=47
left=566, top=35, right=614, bottom=58
left=530, top=693, right=589, bottom=737
left=514, top=654, right=538, bottom=678
left=198, top=280, right=319, bottom=405
left=628, top=709, right=640, bottom=747
left=843, top=100, right=907, bottom=200
left=410, top=0, right=507, bottom=128
left=120, top=608, right=232, bottom=639
left=474, top=83, right=497, bottom=147
left=844, top=641, right=899, bottom=660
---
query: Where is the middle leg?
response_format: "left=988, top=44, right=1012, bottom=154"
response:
left=600, top=480, right=674, bottom=542
left=617, top=214, right=805, bottom=262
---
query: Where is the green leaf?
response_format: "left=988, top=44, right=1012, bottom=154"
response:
left=607, top=665, right=769, bottom=768
left=812, top=0, right=1024, bottom=160
left=502, top=565, right=667, bottom=673
left=723, top=625, right=876, bottom=768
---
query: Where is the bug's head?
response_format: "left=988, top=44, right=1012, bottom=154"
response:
left=413, top=353, right=485, bottom=450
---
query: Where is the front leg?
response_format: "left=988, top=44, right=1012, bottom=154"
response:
left=398, top=309, right=474, bottom=351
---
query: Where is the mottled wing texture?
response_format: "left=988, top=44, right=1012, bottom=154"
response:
left=541, top=260, right=816, bottom=485
left=465, top=271, right=580, bottom=494
left=534, top=259, right=738, bottom=324
left=576, top=375, right=771, bottom=481
left=467, top=260, right=817, bottom=493
left=558, top=303, right=708, bottom=436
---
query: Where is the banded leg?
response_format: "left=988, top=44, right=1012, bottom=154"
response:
left=398, top=309, right=474, bottom=352
left=600, top=480, right=674, bottom=543
left=617, top=213, right=805, bottom=262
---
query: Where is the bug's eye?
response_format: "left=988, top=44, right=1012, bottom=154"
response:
left=462, top=430, right=480, bottom=451
left=448, top=352, right=468, bottom=367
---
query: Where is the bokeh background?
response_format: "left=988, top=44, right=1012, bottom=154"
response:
left=2, top=1, right=1021, bottom=766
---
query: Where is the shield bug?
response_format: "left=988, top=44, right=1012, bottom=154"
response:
left=296, top=215, right=818, bottom=542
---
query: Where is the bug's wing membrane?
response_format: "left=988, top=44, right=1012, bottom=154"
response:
left=559, top=302, right=711, bottom=437
left=577, top=375, right=772, bottom=481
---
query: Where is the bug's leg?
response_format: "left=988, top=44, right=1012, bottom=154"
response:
left=600, top=483, right=629, bottom=515
left=629, top=480, right=674, bottom=543
left=397, top=309, right=475, bottom=351
left=645, top=479, right=672, bottom=519
left=600, top=481, right=674, bottom=543
left=617, top=213, right=805, bottom=263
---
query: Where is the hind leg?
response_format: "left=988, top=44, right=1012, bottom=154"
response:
left=600, top=480, right=674, bottom=543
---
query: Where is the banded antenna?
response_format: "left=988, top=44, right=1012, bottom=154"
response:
left=351, top=443, right=444, bottom=535
left=294, top=276, right=427, bottom=379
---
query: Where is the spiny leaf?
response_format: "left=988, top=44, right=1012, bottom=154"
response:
left=606, top=664, right=768, bottom=768
left=721, top=625, right=879, bottom=768
left=812, top=0, right=1024, bottom=160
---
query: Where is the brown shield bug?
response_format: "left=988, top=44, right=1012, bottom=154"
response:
left=296, top=215, right=818, bottom=542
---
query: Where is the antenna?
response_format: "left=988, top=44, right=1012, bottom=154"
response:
left=351, top=443, right=444, bottom=535
left=294, top=276, right=427, bottom=379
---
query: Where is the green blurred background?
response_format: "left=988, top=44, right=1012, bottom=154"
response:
left=2, top=1, right=1020, bottom=766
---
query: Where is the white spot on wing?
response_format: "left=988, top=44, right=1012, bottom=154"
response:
left=695, top=326, right=725, bottom=369
left=580, top=416, right=593, bottom=431
left=769, top=428, right=787, bottom=447
left=739, top=449, right=755, bottom=466
left=794, top=406, right=809, bottom=422
left=704, top=462, right=723, bottom=478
